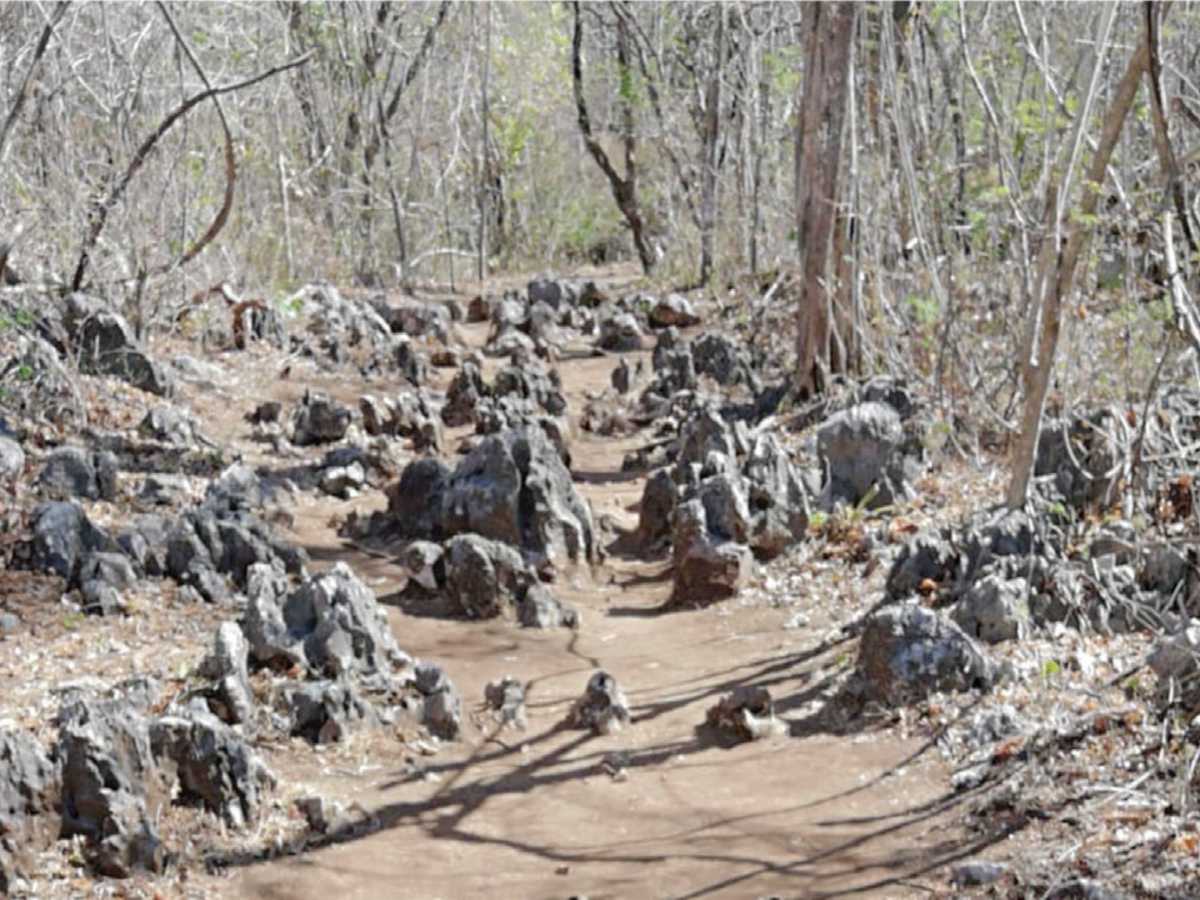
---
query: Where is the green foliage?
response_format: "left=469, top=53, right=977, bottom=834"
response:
left=904, top=293, right=940, bottom=327
left=763, top=46, right=802, bottom=95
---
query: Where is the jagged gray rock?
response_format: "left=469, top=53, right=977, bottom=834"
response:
left=952, top=569, right=1031, bottom=644
left=669, top=497, right=753, bottom=607
left=414, top=662, right=463, bottom=741
left=291, top=391, right=352, bottom=446
left=150, top=709, right=275, bottom=829
left=743, top=433, right=810, bottom=559
left=566, top=671, right=631, bottom=735
left=519, top=584, right=579, bottom=629
left=636, top=468, right=677, bottom=553
left=692, top=332, right=753, bottom=388
left=0, top=728, right=60, bottom=893
left=818, top=402, right=917, bottom=509
left=277, top=680, right=379, bottom=744
left=64, top=293, right=173, bottom=397
left=857, top=603, right=996, bottom=705
left=37, top=446, right=117, bottom=501
left=244, top=562, right=409, bottom=678
left=441, top=533, right=537, bottom=619
left=198, top=621, right=254, bottom=725
left=25, top=501, right=119, bottom=586
left=385, top=457, right=451, bottom=541
left=887, top=531, right=962, bottom=600
left=484, top=676, right=527, bottom=730
left=439, top=427, right=597, bottom=568
left=0, top=436, right=25, bottom=480
left=57, top=697, right=168, bottom=878
left=443, top=361, right=488, bottom=427
left=138, top=405, right=201, bottom=445
left=597, top=312, right=644, bottom=352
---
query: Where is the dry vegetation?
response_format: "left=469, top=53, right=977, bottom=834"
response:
left=5, top=2, right=1200, bottom=898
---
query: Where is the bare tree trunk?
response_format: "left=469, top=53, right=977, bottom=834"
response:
left=1006, top=7, right=1140, bottom=510
left=477, top=1, right=491, bottom=282
left=1145, top=2, right=1196, bottom=257
left=698, top=5, right=724, bottom=286
left=571, top=1, right=656, bottom=274
left=794, top=1, right=857, bottom=395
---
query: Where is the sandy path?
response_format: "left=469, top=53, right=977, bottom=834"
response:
left=186, top=300, right=974, bottom=900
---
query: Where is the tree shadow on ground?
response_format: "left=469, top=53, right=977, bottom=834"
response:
left=205, top=627, right=1012, bottom=898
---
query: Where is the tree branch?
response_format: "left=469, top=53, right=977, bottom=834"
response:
left=70, top=46, right=315, bottom=292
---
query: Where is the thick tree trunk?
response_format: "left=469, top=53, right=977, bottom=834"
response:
left=794, top=1, right=858, bottom=396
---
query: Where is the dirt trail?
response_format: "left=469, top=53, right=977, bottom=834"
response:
left=187, top=294, right=974, bottom=900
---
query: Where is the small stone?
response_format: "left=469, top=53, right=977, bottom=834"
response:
left=950, top=860, right=1009, bottom=887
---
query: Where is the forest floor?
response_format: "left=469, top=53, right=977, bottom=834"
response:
left=1, top=265, right=1182, bottom=899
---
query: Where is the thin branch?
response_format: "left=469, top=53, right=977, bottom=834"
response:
left=0, top=1, right=71, bottom=162
left=70, top=46, right=316, bottom=292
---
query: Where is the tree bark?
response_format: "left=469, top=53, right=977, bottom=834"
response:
left=698, top=5, right=724, bottom=286
left=794, top=1, right=857, bottom=396
left=1006, top=10, right=1141, bottom=510
left=571, top=2, right=657, bottom=274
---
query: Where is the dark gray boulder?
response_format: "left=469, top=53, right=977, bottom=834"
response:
left=743, top=434, right=810, bottom=559
left=205, top=461, right=274, bottom=513
left=0, top=729, right=60, bottom=893
left=484, top=676, right=527, bottom=730
left=64, top=293, right=173, bottom=397
left=818, top=401, right=917, bottom=509
left=440, top=427, right=597, bottom=568
left=80, top=551, right=137, bottom=615
left=414, top=662, right=463, bottom=741
left=277, top=680, right=379, bottom=744
left=115, top=515, right=171, bottom=577
left=635, top=468, right=677, bottom=553
left=372, top=298, right=450, bottom=342
left=291, top=391, right=352, bottom=446
left=385, top=457, right=451, bottom=541
left=1036, top=409, right=1123, bottom=512
left=519, top=584, right=579, bottom=629
left=857, top=603, right=996, bottom=705
left=527, top=277, right=564, bottom=309
left=597, top=312, right=644, bottom=352
left=492, top=362, right=567, bottom=417
left=394, top=335, right=429, bottom=387
left=442, top=533, right=537, bottom=619
left=442, top=361, right=488, bottom=427
left=951, top=569, right=1031, bottom=644
left=138, top=474, right=192, bottom=508
left=886, top=532, right=962, bottom=600
left=37, top=446, right=117, bottom=501
left=692, top=332, right=753, bottom=388
left=150, top=709, right=274, bottom=829
left=57, top=697, right=168, bottom=878
left=668, top=497, right=753, bottom=608
left=26, top=501, right=118, bottom=586
left=138, top=405, right=200, bottom=445
left=244, top=562, right=408, bottom=678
